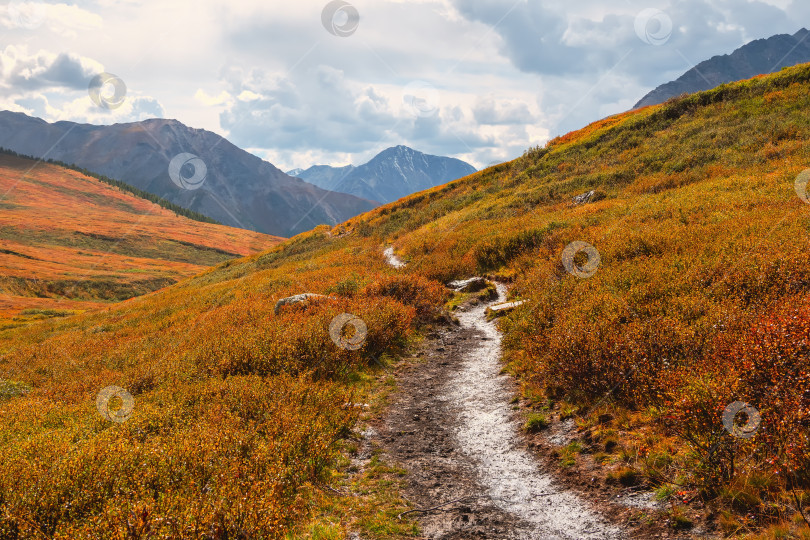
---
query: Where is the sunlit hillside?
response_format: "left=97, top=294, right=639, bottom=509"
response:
left=0, top=154, right=282, bottom=327
left=2, top=64, right=810, bottom=538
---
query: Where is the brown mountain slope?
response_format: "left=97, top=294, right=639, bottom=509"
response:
left=0, top=153, right=282, bottom=326
left=0, top=112, right=379, bottom=237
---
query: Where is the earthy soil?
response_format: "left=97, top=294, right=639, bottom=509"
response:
left=361, top=279, right=714, bottom=539
left=369, top=284, right=611, bottom=538
left=379, top=324, right=527, bottom=539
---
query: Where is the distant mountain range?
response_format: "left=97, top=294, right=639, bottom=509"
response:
left=288, top=146, right=476, bottom=204
left=0, top=112, right=377, bottom=237
left=635, top=28, right=810, bottom=108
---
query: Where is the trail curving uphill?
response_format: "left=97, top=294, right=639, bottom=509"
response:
left=378, top=279, right=622, bottom=539
left=448, top=284, right=619, bottom=539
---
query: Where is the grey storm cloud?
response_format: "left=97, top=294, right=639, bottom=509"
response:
left=212, top=0, right=806, bottom=166
left=451, top=0, right=597, bottom=75
left=1, top=50, right=98, bottom=93
left=218, top=63, right=492, bottom=161
left=34, top=53, right=93, bottom=89
left=450, top=0, right=795, bottom=83
left=1, top=0, right=805, bottom=169
left=474, top=97, right=534, bottom=125
left=219, top=66, right=397, bottom=153
left=448, top=0, right=803, bottom=137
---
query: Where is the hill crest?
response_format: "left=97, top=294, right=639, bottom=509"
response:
left=635, top=28, right=810, bottom=108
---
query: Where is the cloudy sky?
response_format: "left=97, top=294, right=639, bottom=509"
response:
left=0, top=0, right=806, bottom=170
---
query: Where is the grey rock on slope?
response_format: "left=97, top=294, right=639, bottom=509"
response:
left=0, top=111, right=377, bottom=237
left=635, top=28, right=810, bottom=109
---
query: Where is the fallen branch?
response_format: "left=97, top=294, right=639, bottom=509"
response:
left=397, top=496, right=477, bottom=520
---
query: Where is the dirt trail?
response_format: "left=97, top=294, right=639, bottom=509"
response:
left=376, top=281, right=623, bottom=539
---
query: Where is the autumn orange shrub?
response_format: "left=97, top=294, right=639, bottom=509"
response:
left=719, top=294, right=810, bottom=481
left=0, top=229, right=443, bottom=537
left=361, top=273, right=449, bottom=321
left=193, top=296, right=415, bottom=378
left=657, top=294, right=810, bottom=505
left=0, top=375, right=355, bottom=538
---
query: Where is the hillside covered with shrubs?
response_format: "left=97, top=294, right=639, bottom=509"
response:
left=2, top=64, right=810, bottom=537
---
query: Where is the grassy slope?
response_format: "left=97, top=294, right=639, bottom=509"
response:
left=2, top=65, right=810, bottom=537
left=0, top=154, right=282, bottom=326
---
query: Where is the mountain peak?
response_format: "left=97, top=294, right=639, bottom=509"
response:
left=294, top=146, right=476, bottom=204
left=379, top=144, right=415, bottom=157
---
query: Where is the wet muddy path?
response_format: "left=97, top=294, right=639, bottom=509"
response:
left=375, top=282, right=622, bottom=539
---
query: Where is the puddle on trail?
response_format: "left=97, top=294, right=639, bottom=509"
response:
left=446, top=283, right=621, bottom=539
